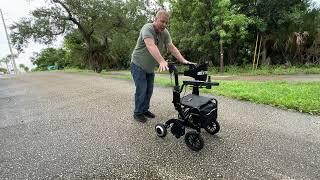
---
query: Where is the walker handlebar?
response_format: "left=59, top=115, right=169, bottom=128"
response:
left=182, top=80, right=219, bottom=87
left=168, top=63, right=178, bottom=74
left=168, top=62, right=219, bottom=89
left=168, top=62, right=196, bottom=74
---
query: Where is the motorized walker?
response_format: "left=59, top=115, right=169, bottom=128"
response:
left=155, top=63, right=220, bottom=151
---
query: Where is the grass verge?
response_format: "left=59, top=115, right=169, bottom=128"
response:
left=203, top=81, right=320, bottom=115
left=207, top=65, right=320, bottom=75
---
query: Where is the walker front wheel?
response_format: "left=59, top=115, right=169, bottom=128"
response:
left=204, top=120, right=220, bottom=135
left=155, top=123, right=167, bottom=138
left=184, top=131, right=204, bottom=151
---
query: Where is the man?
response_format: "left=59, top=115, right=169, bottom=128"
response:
left=131, top=10, right=191, bottom=123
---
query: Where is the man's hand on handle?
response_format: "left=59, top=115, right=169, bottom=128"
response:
left=158, top=61, right=169, bottom=72
left=158, top=59, right=196, bottom=72
left=182, top=59, right=196, bottom=65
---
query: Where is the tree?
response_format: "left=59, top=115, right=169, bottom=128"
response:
left=10, top=0, right=149, bottom=72
left=19, top=64, right=25, bottom=69
left=19, top=64, right=30, bottom=72
left=0, top=54, right=18, bottom=72
left=31, top=48, right=67, bottom=71
left=0, top=67, right=7, bottom=74
left=232, top=0, right=318, bottom=65
left=212, top=0, right=254, bottom=72
left=24, top=66, right=30, bottom=72
left=0, top=57, right=10, bottom=72
left=169, top=0, right=253, bottom=72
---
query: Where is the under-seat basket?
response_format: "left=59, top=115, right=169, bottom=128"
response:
left=180, top=94, right=218, bottom=125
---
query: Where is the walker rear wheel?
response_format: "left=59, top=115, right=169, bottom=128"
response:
left=184, top=131, right=204, bottom=151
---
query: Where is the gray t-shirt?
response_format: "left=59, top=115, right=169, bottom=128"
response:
left=131, top=23, right=172, bottom=73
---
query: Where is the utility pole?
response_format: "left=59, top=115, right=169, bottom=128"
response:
left=0, top=9, right=18, bottom=74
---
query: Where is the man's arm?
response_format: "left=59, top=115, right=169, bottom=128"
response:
left=144, top=38, right=168, bottom=71
left=167, top=43, right=190, bottom=64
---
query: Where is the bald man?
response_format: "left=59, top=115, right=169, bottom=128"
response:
left=131, top=10, right=191, bottom=123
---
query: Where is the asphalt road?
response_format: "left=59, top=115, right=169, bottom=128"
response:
left=1, top=72, right=320, bottom=179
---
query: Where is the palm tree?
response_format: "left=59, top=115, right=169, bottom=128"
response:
left=0, top=58, right=5, bottom=68
left=0, top=57, right=10, bottom=72
left=0, top=54, right=19, bottom=73
left=19, top=64, right=29, bottom=72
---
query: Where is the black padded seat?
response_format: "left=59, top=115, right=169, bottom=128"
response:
left=180, top=94, right=213, bottom=108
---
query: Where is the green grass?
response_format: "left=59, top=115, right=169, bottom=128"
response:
left=156, top=76, right=320, bottom=115
left=62, top=68, right=320, bottom=115
left=203, top=81, right=320, bottom=115
left=207, top=65, right=320, bottom=75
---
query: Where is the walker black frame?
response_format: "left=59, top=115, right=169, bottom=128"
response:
left=155, top=62, right=220, bottom=151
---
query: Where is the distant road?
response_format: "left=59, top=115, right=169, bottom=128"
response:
left=1, top=72, right=320, bottom=179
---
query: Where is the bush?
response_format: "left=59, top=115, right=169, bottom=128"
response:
left=0, top=67, right=7, bottom=73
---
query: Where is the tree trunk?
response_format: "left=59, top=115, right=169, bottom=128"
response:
left=261, top=38, right=268, bottom=65
left=219, top=40, right=224, bottom=73
left=227, top=45, right=237, bottom=65
left=253, top=33, right=259, bottom=70
left=87, top=40, right=93, bottom=71
left=85, top=36, right=102, bottom=73
left=5, top=62, right=10, bottom=72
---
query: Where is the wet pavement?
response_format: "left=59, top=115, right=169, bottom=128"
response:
left=1, top=72, right=320, bottom=179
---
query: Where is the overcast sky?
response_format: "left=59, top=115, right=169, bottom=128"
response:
left=1, top=0, right=320, bottom=70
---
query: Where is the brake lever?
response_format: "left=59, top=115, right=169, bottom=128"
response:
left=188, top=63, right=197, bottom=69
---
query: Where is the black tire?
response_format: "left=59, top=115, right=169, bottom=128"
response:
left=184, top=131, right=204, bottom=151
left=155, top=123, right=167, bottom=138
left=204, top=120, right=220, bottom=135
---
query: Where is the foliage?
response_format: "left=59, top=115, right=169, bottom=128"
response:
left=24, top=66, right=30, bottom=72
left=11, top=0, right=150, bottom=72
left=10, top=0, right=320, bottom=71
left=168, top=0, right=319, bottom=67
left=0, top=57, right=10, bottom=71
left=206, top=81, right=320, bottom=115
left=19, top=64, right=30, bottom=72
left=0, top=54, right=18, bottom=72
left=169, top=0, right=258, bottom=67
left=31, top=48, right=67, bottom=71
left=0, top=67, right=7, bottom=73
left=63, top=31, right=87, bottom=69
left=232, top=0, right=320, bottom=65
